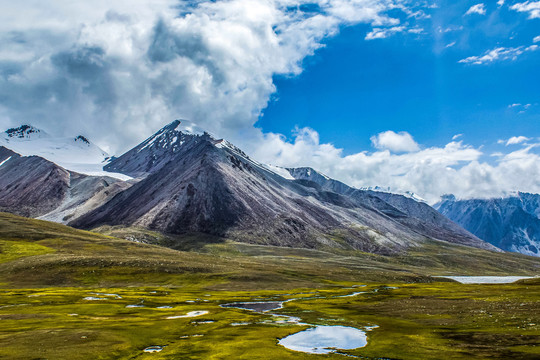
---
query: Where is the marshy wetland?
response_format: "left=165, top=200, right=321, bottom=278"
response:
left=1, top=213, right=540, bottom=359
left=2, top=281, right=540, bottom=359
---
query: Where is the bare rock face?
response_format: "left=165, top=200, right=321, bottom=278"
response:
left=0, top=146, right=18, bottom=162
left=72, top=121, right=498, bottom=254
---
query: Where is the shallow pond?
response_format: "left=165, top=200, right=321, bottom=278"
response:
left=222, top=298, right=374, bottom=353
left=437, top=276, right=536, bottom=284
left=220, top=301, right=283, bottom=312
left=143, top=346, right=164, bottom=353
left=278, top=325, right=368, bottom=354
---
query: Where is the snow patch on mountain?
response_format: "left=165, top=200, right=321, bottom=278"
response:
left=262, top=164, right=295, bottom=180
left=510, top=228, right=540, bottom=257
left=359, top=186, right=426, bottom=203
left=175, top=120, right=206, bottom=136
left=0, top=156, right=12, bottom=167
left=135, top=120, right=198, bottom=154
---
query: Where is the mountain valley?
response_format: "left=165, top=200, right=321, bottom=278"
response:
left=1, top=121, right=540, bottom=360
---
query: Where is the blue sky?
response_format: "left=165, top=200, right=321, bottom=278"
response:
left=260, top=0, right=540, bottom=156
left=0, top=0, right=539, bottom=201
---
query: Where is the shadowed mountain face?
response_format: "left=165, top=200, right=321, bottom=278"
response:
left=0, top=146, right=69, bottom=217
left=435, top=194, right=540, bottom=257
left=284, top=167, right=496, bottom=251
left=0, top=146, right=129, bottom=221
left=71, top=121, right=497, bottom=254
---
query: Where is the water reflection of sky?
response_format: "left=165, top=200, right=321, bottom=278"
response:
left=279, top=325, right=368, bottom=354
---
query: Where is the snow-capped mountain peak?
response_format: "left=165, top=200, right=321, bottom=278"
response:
left=105, top=120, right=214, bottom=177
left=135, top=119, right=216, bottom=153
left=106, top=119, right=294, bottom=180
left=0, top=124, right=129, bottom=180
left=1, top=125, right=108, bottom=164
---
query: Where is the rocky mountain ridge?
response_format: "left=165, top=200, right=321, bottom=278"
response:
left=0, top=120, right=500, bottom=255
left=72, top=120, right=496, bottom=253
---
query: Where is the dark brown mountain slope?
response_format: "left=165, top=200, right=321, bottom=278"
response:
left=0, top=146, right=130, bottom=221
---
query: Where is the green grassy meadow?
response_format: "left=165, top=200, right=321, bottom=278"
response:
left=1, top=212, right=540, bottom=359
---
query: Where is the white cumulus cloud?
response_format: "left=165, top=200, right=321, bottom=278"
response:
left=511, top=1, right=540, bottom=19
left=370, top=130, right=420, bottom=152
left=459, top=45, right=538, bottom=65
left=0, top=0, right=410, bottom=152
left=504, top=136, right=531, bottom=145
left=465, top=3, right=487, bottom=15
left=365, top=26, right=406, bottom=40
left=249, top=127, right=540, bottom=204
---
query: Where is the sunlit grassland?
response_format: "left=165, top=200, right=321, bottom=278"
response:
left=1, top=212, right=540, bottom=359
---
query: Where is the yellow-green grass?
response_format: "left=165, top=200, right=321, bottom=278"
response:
left=0, top=240, right=54, bottom=264
left=2, top=212, right=538, bottom=287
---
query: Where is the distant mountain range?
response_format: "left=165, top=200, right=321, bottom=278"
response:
left=435, top=194, right=540, bottom=257
left=0, top=121, right=516, bottom=256
left=284, top=167, right=486, bottom=250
